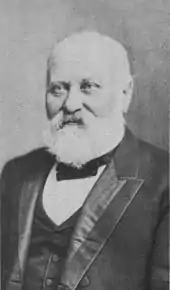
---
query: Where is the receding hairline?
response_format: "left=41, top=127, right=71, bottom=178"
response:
left=47, top=30, right=132, bottom=83
left=55, top=30, right=126, bottom=52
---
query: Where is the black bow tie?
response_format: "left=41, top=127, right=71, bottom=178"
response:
left=56, top=153, right=112, bottom=181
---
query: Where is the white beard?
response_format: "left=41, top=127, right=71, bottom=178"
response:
left=43, top=111, right=125, bottom=168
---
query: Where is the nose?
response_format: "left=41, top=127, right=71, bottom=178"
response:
left=63, top=85, right=82, bottom=113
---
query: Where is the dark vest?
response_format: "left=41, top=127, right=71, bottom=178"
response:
left=23, top=190, right=81, bottom=290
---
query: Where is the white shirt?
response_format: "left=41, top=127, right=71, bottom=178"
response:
left=42, top=165, right=105, bottom=226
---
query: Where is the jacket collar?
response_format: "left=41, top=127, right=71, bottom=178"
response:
left=7, top=155, right=54, bottom=288
left=114, top=127, right=140, bottom=178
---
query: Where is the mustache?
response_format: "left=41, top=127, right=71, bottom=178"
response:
left=63, top=115, right=84, bottom=126
left=51, top=112, right=84, bottom=130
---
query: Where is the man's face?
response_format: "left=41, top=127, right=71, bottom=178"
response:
left=44, top=33, right=131, bottom=167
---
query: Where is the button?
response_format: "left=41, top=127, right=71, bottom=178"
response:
left=52, top=254, right=59, bottom=262
left=57, top=284, right=70, bottom=290
left=46, top=278, right=53, bottom=286
left=79, top=276, right=90, bottom=288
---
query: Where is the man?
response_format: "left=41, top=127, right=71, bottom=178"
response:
left=1, top=31, right=169, bottom=290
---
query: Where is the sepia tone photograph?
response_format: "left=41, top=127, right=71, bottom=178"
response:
left=0, top=0, right=169, bottom=289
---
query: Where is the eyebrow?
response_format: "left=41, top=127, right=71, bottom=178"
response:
left=81, top=78, right=101, bottom=87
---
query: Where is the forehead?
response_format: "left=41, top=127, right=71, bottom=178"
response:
left=49, top=33, right=129, bottom=83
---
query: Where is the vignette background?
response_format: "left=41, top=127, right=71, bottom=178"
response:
left=0, top=0, right=169, bottom=168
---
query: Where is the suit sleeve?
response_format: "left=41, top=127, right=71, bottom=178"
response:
left=150, top=189, right=169, bottom=290
left=0, top=162, right=14, bottom=287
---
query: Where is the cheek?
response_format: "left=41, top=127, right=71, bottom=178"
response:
left=46, top=94, right=63, bottom=119
left=85, top=92, right=119, bottom=118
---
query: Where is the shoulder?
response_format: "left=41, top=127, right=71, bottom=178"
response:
left=116, top=128, right=168, bottom=182
left=136, top=137, right=168, bottom=178
left=137, top=136, right=168, bottom=163
left=120, top=129, right=169, bottom=198
left=0, top=147, right=55, bottom=185
left=136, top=137, right=169, bottom=210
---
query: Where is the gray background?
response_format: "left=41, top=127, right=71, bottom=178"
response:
left=0, top=0, right=169, bottom=168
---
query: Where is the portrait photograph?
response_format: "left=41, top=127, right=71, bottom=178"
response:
left=0, top=1, right=169, bottom=290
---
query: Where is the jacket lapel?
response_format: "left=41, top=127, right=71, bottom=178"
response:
left=7, top=162, right=53, bottom=290
left=60, top=129, right=144, bottom=290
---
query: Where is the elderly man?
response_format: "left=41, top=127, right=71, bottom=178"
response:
left=1, top=31, right=169, bottom=290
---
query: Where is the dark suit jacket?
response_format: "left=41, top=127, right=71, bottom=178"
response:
left=1, top=129, right=169, bottom=290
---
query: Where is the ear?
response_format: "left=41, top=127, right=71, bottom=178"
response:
left=122, top=76, right=133, bottom=113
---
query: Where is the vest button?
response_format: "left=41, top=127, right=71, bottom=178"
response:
left=52, top=254, right=59, bottom=262
left=57, top=284, right=70, bottom=290
left=79, top=276, right=90, bottom=287
left=46, top=278, right=53, bottom=286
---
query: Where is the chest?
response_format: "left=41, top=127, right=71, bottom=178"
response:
left=42, top=165, right=105, bottom=226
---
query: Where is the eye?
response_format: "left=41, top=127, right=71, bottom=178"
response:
left=48, top=82, right=68, bottom=97
left=80, top=80, right=100, bottom=95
